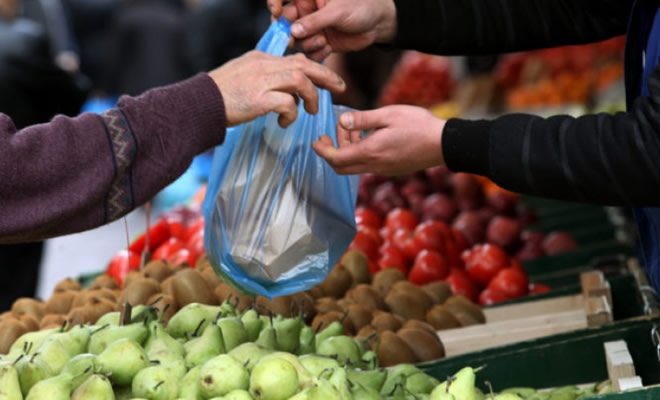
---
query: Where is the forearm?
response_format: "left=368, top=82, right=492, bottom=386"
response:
left=393, top=0, right=632, bottom=55
left=0, top=73, right=226, bottom=243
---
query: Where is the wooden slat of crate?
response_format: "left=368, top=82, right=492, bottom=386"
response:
left=484, top=294, right=584, bottom=322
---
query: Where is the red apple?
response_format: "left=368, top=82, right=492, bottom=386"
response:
left=486, top=191, right=517, bottom=215
left=515, top=242, right=545, bottom=261
left=486, top=216, right=522, bottom=250
left=521, top=230, right=545, bottom=245
left=406, top=193, right=426, bottom=218
left=370, top=182, right=406, bottom=217
left=425, top=166, right=451, bottom=192
left=542, top=232, right=578, bottom=255
left=401, top=178, right=429, bottom=198
left=449, top=173, right=484, bottom=211
left=422, top=193, right=457, bottom=223
left=452, top=211, right=487, bottom=246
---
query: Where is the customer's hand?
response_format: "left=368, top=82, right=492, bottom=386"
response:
left=209, top=51, right=345, bottom=128
left=268, top=0, right=397, bottom=61
left=313, top=105, right=446, bottom=175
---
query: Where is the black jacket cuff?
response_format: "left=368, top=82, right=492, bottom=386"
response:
left=442, top=118, right=492, bottom=176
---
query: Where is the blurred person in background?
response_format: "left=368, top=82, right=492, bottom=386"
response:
left=0, top=0, right=87, bottom=310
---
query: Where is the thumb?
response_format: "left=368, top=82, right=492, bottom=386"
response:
left=291, top=2, right=343, bottom=38
left=339, top=109, right=390, bottom=131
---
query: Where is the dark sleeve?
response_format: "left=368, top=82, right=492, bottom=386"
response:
left=442, top=65, right=660, bottom=207
left=393, top=0, right=633, bottom=55
left=0, top=73, right=226, bottom=243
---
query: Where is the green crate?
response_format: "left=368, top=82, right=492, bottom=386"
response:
left=585, top=386, right=660, bottom=399
left=419, top=316, right=660, bottom=392
left=78, top=270, right=104, bottom=288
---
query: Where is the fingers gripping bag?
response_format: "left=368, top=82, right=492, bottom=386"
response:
left=202, top=18, right=359, bottom=298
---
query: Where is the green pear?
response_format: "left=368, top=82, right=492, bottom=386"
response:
left=249, top=358, right=299, bottom=400
left=71, top=374, right=114, bottom=400
left=52, top=325, right=91, bottom=356
left=296, top=326, right=315, bottom=356
left=360, top=351, right=378, bottom=370
left=145, top=321, right=185, bottom=357
left=149, top=348, right=186, bottom=380
left=88, top=323, right=148, bottom=355
left=25, top=373, right=70, bottom=400
left=314, top=321, right=343, bottom=351
left=132, top=366, right=178, bottom=400
left=347, top=369, right=387, bottom=392
left=501, top=388, right=536, bottom=398
left=307, top=378, right=341, bottom=400
left=288, top=387, right=311, bottom=400
left=9, top=328, right=57, bottom=356
left=16, top=354, right=54, bottom=396
left=431, top=367, right=477, bottom=400
left=184, top=323, right=225, bottom=368
left=217, top=318, right=248, bottom=351
left=298, top=355, right=340, bottom=377
left=218, top=389, right=254, bottom=400
left=273, top=318, right=302, bottom=353
left=61, top=353, right=96, bottom=390
left=177, top=365, right=202, bottom=400
left=33, top=337, right=70, bottom=375
left=406, top=373, right=440, bottom=395
left=198, top=354, right=249, bottom=398
left=228, top=343, right=272, bottom=372
left=494, top=394, right=523, bottom=400
left=254, top=321, right=278, bottom=351
left=240, top=309, right=263, bottom=342
left=96, top=305, right=147, bottom=327
left=327, top=368, right=351, bottom=399
left=526, top=393, right=550, bottom=400
left=96, top=338, right=149, bottom=386
left=259, top=353, right=313, bottom=389
left=0, top=364, right=22, bottom=400
left=167, top=303, right=223, bottom=338
left=350, top=381, right=381, bottom=400
left=316, top=336, right=361, bottom=366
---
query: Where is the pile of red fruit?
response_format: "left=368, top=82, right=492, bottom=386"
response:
left=349, top=169, right=578, bottom=305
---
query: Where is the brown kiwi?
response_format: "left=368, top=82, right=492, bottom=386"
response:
left=355, top=324, right=377, bottom=339
left=336, top=298, right=352, bottom=311
left=315, top=297, right=343, bottom=314
left=291, top=292, right=316, bottom=322
left=171, top=269, right=218, bottom=308
left=147, top=293, right=177, bottom=322
left=377, top=331, right=418, bottom=367
left=89, top=289, right=118, bottom=304
left=17, top=313, right=39, bottom=332
left=161, top=276, right=175, bottom=296
left=401, top=319, right=439, bottom=339
left=312, top=311, right=355, bottom=336
left=195, top=254, right=211, bottom=271
left=0, top=311, right=13, bottom=321
left=397, top=328, right=445, bottom=362
left=318, top=264, right=353, bottom=298
left=142, top=260, right=174, bottom=282
left=122, top=270, right=141, bottom=290
left=372, top=268, right=406, bottom=298
left=371, top=312, right=402, bottom=332
left=443, top=295, right=486, bottom=324
left=86, top=298, right=116, bottom=324
left=306, top=287, right=324, bottom=299
left=384, top=291, right=428, bottom=321
left=450, top=310, right=481, bottom=327
left=66, top=306, right=89, bottom=326
left=256, top=296, right=294, bottom=318
left=347, top=304, right=373, bottom=331
left=340, top=250, right=371, bottom=285
left=90, top=274, right=120, bottom=290
left=214, top=283, right=253, bottom=312
left=0, top=319, right=28, bottom=354
left=346, top=284, right=385, bottom=311
left=118, top=277, right=162, bottom=307
left=199, top=267, right=223, bottom=293
left=45, top=291, right=76, bottom=315
left=389, top=281, right=434, bottom=311
left=11, top=298, right=44, bottom=321
left=425, top=305, right=462, bottom=330
left=40, top=314, right=66, bottom=330
left=422, top=281, right=453, bottom=304
left=54, top=278, right=81, bottom=292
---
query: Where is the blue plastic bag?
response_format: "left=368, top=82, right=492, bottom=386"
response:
left=202, top=18, right=359, bottom=298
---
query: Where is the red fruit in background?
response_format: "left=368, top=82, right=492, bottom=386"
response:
left=358, top=225, right=383, bottom=246
left=370, top=182, right=406, bottom=217
left=522, top=230, right=546, bottom=245
left=422, top=193, right=457, bottom=223
left=405, top=193, right=426, bottom=218
left=401, top=178, right=429, bottom=198
left=129, top=218, right=171, bottom=254
left=477, top=207, right=496, bottom=224
left=515, top=242, right=545, bottom=261
left=380, top=226, right=397, bottom=243
left=488, top=267, right=529, bottom=298
left=445, top=268, right=479, bottom=302
left=184, top=218, right=205, bottom=243
left=452, top=211, right=487, bottom=246
left=409, top=250, right=449, bottom=285
left=349, top=231, right=380, bottom=261
left=168, top=248, right=196, bottom=267
left=542, top=232, right=578, bottom=255
left=186, top=229, right=205, bottom=260
left=392, top=229, right=421, bottom=260
left=161, top=205, right=203, bottom=228
left=450, top=227, right=468, bottom=253
left=385, top=208, right=419, bottom=232
left=486, top=191, right=517, bottom=215
left=360, top=173, right=386, bottom=187
left=478, top=288, right=512, bottom=306
left=167, top=220, right=187, bottom=241
left=106, top=250, right=141, bottom=287
left=517, top=205, right=538, bottom=225
left=355, top=208, right=383, bottom=229
left=463, top=244, right=510, bottom=287
left=486, top=216, right=522, bottom=250
left=152, top=237, right=184, bottom=261
left=425, top=166, right=451, bottom=192
left=412, top=221, right=446, bottom=254
left=449, top=173, right=484, bottom=211
left=529, top=283, right=551, bottom=295
left=368, top=259, right=380, bottom=274
left=378, top=247, right=409, bottom=275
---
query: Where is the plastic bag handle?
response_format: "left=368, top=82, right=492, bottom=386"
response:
left=256, top=17, right=292, bottom=57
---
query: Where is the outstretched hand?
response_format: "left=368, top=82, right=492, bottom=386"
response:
left=313, top=105, right=446, bottom=175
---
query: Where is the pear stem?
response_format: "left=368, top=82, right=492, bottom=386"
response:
left=474, top=364, right=487, bottom=373
left=154, top=380, right=165, bottom=390
left=12, top=354, right=24, bottom=366
left=446, top=376, right=454, bottom=393
left=290, top=300, right=297, bottom=319
left=29, top=352, right=40, bottom=363
left=192, top=319, right=206, bottom=337
left=314, top=321, right=324, bottom=334
left=485, top=380, right=495, bottom=399
left=149, top=296, right=164, bottom=306
left=299, top=298, right=306, bottom=320
left=92, top=324, right=110, bottom=335
left=160, top=304, right=170, bottom=322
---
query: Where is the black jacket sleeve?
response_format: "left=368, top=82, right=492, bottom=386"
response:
left=393, top=0, right=633, bottom=55
left=443, top=63, right=660, bottom=207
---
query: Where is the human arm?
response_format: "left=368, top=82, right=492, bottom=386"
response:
left=0, top=52, right=345, bottom=243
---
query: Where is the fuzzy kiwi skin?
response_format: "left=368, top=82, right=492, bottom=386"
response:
left=346, top=284, right=385, bottom=311
left=214, top=283, right=253, bottom=312
left=54, top=278, right=81, bottom=292
left=171, top=269, right=218, bottom=308
left=397, top=327, right=445, bottom=362
left=401, top=319, right=439, bottom=338
left=90, top=274, right=120, bottom=290
left=45, top=291, right=76, bottom=315
left=371, top=312, right=402, bottom=333
left=347, top=304, right=373, bottom=331
left=423, top=281, right=453, bottom=304
left=141, top=260, right=174, bottom=282
left=11, top=298, right=44, bottom=322
left=444, top=295, right=486, bottom=324
left=389, top=281, right=434, bottom=311
left=377, top=331, right=418, bottom=367
left=425, top=305, right=462, bottom=330
left=147, top=294, right=177, bottom=322
left=40, top=314, right=66, bottom=330
left=0, top=319, right=28, bottom=354
left=118, top=277, right=162, bottom=307
left=318, top=264, right=353, bottom=299
left=371, top=268, right=406, bottom=298
left=384, top=291, right=428, bottom=321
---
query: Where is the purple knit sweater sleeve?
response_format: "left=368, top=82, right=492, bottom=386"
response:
left=0, top=73, right=226, bottom=243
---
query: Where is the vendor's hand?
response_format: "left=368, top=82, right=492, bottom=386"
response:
left=267, top=0, right=397, bottom=61
left=313, top=105, right=446, bottom=175
left=209, top=51, right=345, bottom=128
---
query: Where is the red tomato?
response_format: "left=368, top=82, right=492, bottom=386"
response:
left=358, top=225, right=383, bottom=246
left=349, top=231, right=380, bottom=261
left=186, top=229, right=205, bottom=263
left=355, top=208, right=383, bottom=229
left=378, top=247, right=409, bottom=275
left=464, top=244, right=510, bottom=287
left=184, top=218, right=205, bottom=243
left=168, top=248, right=197, bottom=267
left=379, top=226, right=397, bottom=243
left=408, top=250, right=448, bottom=285
left=528, top=283, right=551, bottom=295
left=168, top=220, right=187, bottom=241
left=488, top=268, right=529, bottom=298
left=478, top=288, right=512, bottom=306
left=152, top=237, right=184, bottom=261
left=129, top=219, right=171, bottom=254
left=445, top=268, right=479, bottom=302
left=444, top=239, right=464, bottom=269
left=450, top=227, right=468, bottom=253
left=384, top=208, right=419, bottom=232
left=106, top=250, right=141, bottom=287
left=392, top=229, right=421, bottom=260
left=368, top=260, right=380, bottom=274
left=412, top=221, right=446, bottom=254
